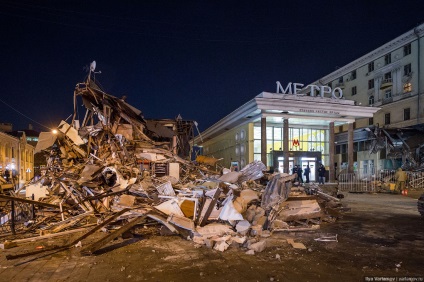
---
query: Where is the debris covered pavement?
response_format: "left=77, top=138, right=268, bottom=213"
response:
left=0, top=64, right=348, bottom=260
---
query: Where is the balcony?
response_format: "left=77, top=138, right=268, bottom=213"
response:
left=380, top=78, right=393, bottom=90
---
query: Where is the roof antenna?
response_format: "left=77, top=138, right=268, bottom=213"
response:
left=88, top=60, right=101, bottom=82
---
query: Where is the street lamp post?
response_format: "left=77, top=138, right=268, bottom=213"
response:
left=16, top=131, right=25, bottom=189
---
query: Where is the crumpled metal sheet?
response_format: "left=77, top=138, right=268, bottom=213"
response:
left=237, top=160, right=267, bottom=183
left=261, top=173, right=295, bottom=211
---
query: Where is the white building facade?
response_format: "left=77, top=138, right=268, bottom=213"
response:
left=308, top=23, right=424, bottom=172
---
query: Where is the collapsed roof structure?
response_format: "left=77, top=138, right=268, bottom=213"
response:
left=365, top=124, right=424, bottom=171
left=0, top=62, right=346, bottom=259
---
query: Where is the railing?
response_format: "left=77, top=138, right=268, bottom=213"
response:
left=381, top=78, right=393, bottom=84
left=338, top=168, right=424, bottom=193
left=0, top=196, right=35, bottom=234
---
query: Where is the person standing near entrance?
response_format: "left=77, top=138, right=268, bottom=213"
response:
left=292, top=165, right=298, bottom=181
left=304, top=165, right=310, bottom=183
left=297, top=165, right=303, bottom=184
left=318, top=164, right=326, bottom=185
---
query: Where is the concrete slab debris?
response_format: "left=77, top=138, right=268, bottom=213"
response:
left=248, top=240, right=267, bottom=253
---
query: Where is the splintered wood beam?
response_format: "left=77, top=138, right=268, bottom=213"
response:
left=198, top=188, right=221, bottom=227
left=6, top=208, right=131, bottom=260
left=67, top=208, right=132, bottom=246
left=80, top=213, right=149, bottom=255
left=0, top=194, right=61, bottom=209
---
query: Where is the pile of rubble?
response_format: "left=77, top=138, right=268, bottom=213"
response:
left=0, top=64, right=347, bottom=258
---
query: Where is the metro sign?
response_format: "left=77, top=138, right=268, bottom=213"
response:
left=276, top=81, right=343, bottom=99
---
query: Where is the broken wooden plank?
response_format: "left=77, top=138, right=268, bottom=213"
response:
left=6, top=208, right=132, bottom=260
left=80, top=213, right=149, bottom=255
left=146, top=213, right=178, bottom=234
left=60, top=182, right=91, bottom=212
left=0, top=194, right=62, bottom=209
left=9, top=225, right=96, bottom=244
left=198, top=188, right=221, bottom=227
left=271, top=225, right=320, bottom=232
left=316, top=191, right=340, bottom=202
left=42, top=211, right=94, bottom=233
left=67, top=208, right=133, bottom=246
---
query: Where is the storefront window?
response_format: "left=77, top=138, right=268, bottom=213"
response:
left=254, top=125, right=329, bottom=158
left=274, top=127, right=282, bottom=140
left=266, top=127, right=273, bottom=139
left=253, top=127, right=261, bottom=139
left=253, top=140, right=261, bottom=153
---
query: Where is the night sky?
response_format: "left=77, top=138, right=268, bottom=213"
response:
left=1, top=1, right=424, bottom=133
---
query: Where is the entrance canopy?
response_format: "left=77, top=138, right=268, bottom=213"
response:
left=198, top=92, right=380, bottom=141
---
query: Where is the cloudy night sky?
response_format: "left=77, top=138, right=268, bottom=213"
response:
left=0, top=0, right=424, bottom=132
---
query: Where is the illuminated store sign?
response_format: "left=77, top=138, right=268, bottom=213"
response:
left=276, top=81, right=343, bottom=99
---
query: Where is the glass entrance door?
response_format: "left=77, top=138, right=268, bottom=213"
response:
left=277, top=157, right=294, bottom=174
left=301, top=157, right=316, bottom=182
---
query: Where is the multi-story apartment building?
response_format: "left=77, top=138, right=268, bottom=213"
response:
left=308, top=23, right=424, bottom=172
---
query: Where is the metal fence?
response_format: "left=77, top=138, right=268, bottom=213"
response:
left=0, top=198, right=34, bottom=234
left=338, top=168, right=424, bottom=193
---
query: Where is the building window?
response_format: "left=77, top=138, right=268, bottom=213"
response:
left=336, top=145, right=341, bottom=154
left=403, top=83, right=412, bottom=93
left=351, top=70, right=356, bottom=80
left=384, top=54, right=391, bottom=65
left=351, top=86, right=357, bottom=96
left=338, top=77, right=343, bottom=83
left=368, top=79, right=374, bottom=89
left=341, top=144, right=347, bottom=154
left=369, top=95, right=374, bottom=105
left=404, top=63, right=412, bottom=76
left=368, top=62, right=374, bottom=73
left=403, top=43, right=411, bottom=56
left=369, top=117, right=374, bottom=125
left=385, top=89, right=392, bottom=99
left=404, top=108, right=410, bottom=121
left=384, top=72, right=392, bottom=81
left=385, top=113, right=391, bottom=125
